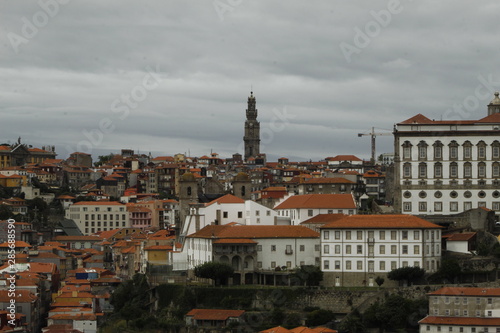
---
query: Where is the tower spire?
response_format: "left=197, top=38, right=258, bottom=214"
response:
left=243, top=91, right=260, bottom=161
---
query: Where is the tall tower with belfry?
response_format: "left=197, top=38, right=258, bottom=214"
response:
left=243, top=91, right=260, bottom=160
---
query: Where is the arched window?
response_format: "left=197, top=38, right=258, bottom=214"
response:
left=433, top=141, right=443, bottom=160
left=477, top=141, right=487, bottom=160
left=463, top=141, right=472, bottom=160
left=417, top=141, right=428, bottom=160
left=449, top=141, right=459, bottom=160
left=402, top=141, right=412, bottom=160
left=241, top=186, right=246, bottom=197
left=187, top=186, right=192, bottom=196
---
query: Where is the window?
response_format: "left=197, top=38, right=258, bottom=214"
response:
left=257, top=261, right=262, bottom=268
left=403, top=163, right=412, bottom=178
left=379, top=261, right=385, bottom=270
left=238, top=211, right=242, bottom=218
left=335, top=261, right=340, bottom=270
left=450, top=202, right=458, bottom=212
left=368, top=261, right=374, bottom=272
left=334, top=231, right=340, bottom=239
left=464, top=202, right=472, bottom=211
left=257, top=245, right=262, bottom=251
left=434, top=141, right=443, bottom=159
left=323, top=260, right=329, bottom=270
left=419, top=163, right=427, bottom=178
left=403, top=202, right=412, bottom=212
left=346, top=261, right=351, bottom=270
left=323, top=231, right=329, bottom=240
left=308, top=209, right=313, bottom=217
left=434, top=163, right=442, bottom=178
left=488, top=298, right=493, bottom=304
left=346, top=245, right=351, bottom=254
left=391, top=261, right=397, bottom=270
left=300, top=245, right=305, bottom=252
left=414, top=245, right=420, bottom=254
left=434, top=201, right=443, bottom=212
left=478, top=141, right=486, bottom=159
left=335, top=245, right=340, bottom=254
left=357, top=261, right=362, bottom=270
left=391, top=245, right=397, bottom=254
left=488, top=311, right=492, bottom=317
left=357, top=245, right=362, bottom=254
left=379, top=245, right=385, bottom=254
left=379, top=231, right=385, bottom=240
left=479, top=162, right=486, bottom=178
left=449, top=142, right=458, bottom=159
left=323, top=245, right=330, bottom=254
left=256, top=210, right=260, bottom=216
left=315, top=244, right=320, bottom=251
left=403, top=142, right=412, bottom=159
left=402, top=245, right=408, bottom=254
left=223, top=211, right=228, bottom=218
left=414, top=230, right=420, bottom=240
left=357, top=231, right=363, bottom=240
left=346, top=231, right=351, bottom=240
left=493, top=163, right=500, bottom=177
left=271, top=261, right=276, bottom=268
left=450, top=163, right=458, bottom=178
left=418, top=142, right=427, bottom=159
left=271, top=245, right=276, bottom=251
left=391, top=231, right=397, bottom=240
left=464, top=163, right=472, bottom=178
left=463, top=310, right=468, bottom=316
left=402, top=231, right=408, bottom=240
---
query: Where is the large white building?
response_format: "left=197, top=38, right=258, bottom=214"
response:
left=180, top=194, right=278, bottom=236
left=65, top=201, right=130, bottom=235
left=419, top=287, right=500, bottom=332
left=320, top=214, right=442, bottom=287
left=185, top=224, right=320, bottom=285
left=394, top=93, right=500, bottom=216
left=274, top=193, right=357, bottom=225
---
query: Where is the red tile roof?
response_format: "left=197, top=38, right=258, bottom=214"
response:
left=320, top=214, right=442, bottom=229
left=326, top=155, right=362, bottom=162
left=446, top=232, right=476, bottom=242
left=428, top=287, right=500, bottom=297
left=188, top=224, right=319, bottom=239
left=206, top=194, right=245, bottom=206
left=260, top=326, right=293, bottom=333
left=476, top=112, right=500, bottom=123
left=54, top=235, right=102, bottom=241
left=274, top=194, right=356, bottom=210
left=186, top=309, right=245, bottom=321
left=300, top=214, right=346, bottom=225
left=419, top=316, right=500, bottom=326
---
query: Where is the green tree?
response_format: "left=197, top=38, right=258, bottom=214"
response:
left=290, top=265, right=323, bottom=286
left=387, top=266, right=425, bottom=286
left=0, top=205, right=13, bottom=220
left=194, top=261, right=234, bottom=285
left=305, top=309, right=335, bottom=327
left=109, top=273, right=150, bottom=327
left=375, top=276, right=384, bottom=287
left=433, top=259, right=462, bottom=283
left=340, top=310, right=364, bottom=333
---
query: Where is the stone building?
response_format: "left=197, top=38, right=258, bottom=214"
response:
left=394, top=93, right=500, bottom=217
left=243, top=92, right=260, bottom=161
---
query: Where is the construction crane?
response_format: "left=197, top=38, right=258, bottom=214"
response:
left=357, top=127, right=392, bottom=163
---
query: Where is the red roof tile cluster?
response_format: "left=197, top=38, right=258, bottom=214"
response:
left=428, top=287, right=500, bottom=297
left=300, top=214, right=346, bottom=225
left=206, top=194, right=245, bottom=206
left=303, top=177, right=355, bottom=184
left=186, top=309, right=245, bottom=320
left=419, top=316, right=500, bottom=326
left=320, top=214, right=442, bottom=229
left=445, top=232, right=476, bottom=242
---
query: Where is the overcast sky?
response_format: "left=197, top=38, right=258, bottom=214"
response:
left=1, top=1, right=500, bottom=162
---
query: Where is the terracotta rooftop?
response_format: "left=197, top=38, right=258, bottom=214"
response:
left=428, top=287, right=500, bottom=297
left=303, top=177, right=355, bottom=184
left=206, top=194, right=245, bottom=206
left=72, top=201, right=124, bottom=206
left=186, top=309, right=245, bottom=321
left=445, top=232, right=477, bottom=242
left=300, top=214, right=346, bottom=225
left=212, top=239, right=258, bottom=244
left=419, top=316, right=500, bottom=326
left=326, top=155, right=362, bottom=162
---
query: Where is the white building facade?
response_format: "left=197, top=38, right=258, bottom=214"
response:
left=65, top=201, right=130, bottom=235
left=394, top=94, right=500, bottom=216
left=320, top=214, right=442, bottom=287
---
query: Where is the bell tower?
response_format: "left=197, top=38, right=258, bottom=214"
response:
left=243, top=91, right=260, bottom=160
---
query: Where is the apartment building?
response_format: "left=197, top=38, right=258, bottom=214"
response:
left=419, top=287, right=500, bottom=332
left=65, top=201, right=130, bottom=235
left=394, top=93, right=500, bottom=216
left=320, top=214, right=442, bottom=287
